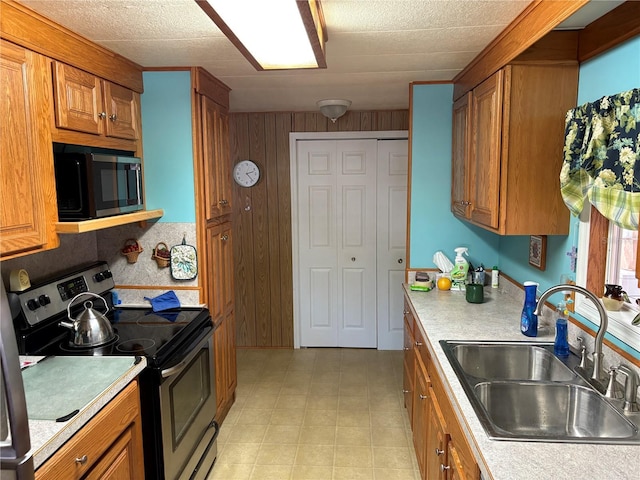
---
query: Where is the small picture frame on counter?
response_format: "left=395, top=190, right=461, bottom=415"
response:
left=529, top=235, right=547, bottom=271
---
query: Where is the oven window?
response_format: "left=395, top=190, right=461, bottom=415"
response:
left=170, top=349, right=211, bottom=447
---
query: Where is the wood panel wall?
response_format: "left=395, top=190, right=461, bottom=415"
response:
left=230, top=110, right=409, bottom=348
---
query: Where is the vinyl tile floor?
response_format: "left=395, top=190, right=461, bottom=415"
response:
left=208, top=348, right=420, bottom=480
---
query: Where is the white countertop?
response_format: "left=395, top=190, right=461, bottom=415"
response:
left=21, top=355, right=146, bottom=469
left=403, top=283, right=640, bottom=480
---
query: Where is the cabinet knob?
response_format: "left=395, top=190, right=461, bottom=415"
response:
left=398, top=258, right=403, bottom=264
left=75, top=455, right=88, bottom=465
left=435, top=448, right=444, bottom=456
left=109, top=113, right=117, bottom=121
left=403, top=310, right=409, bottom=315
left=415, top=341, right=422, bottom=347
left=351, top=257, right=356, bottom=262
left=98, top=112, right=106, bottom=119
left=221, top=234, right=229, bottom=241
left=402, top=389, right=411, bottom=394
left=219, top=199, right=229, bottom=206
left=419, top=394, right=427, bottom=400
left=440, top=464, right=451, bottom=472
left=403, top=347, right=410, bottom=351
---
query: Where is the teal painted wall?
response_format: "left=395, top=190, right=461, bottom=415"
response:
left=141, top=71, right=196, bottom=222
left=409, top=84, right=499, bottom=271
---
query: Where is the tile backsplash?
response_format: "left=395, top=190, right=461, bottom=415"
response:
left=1, top=222, right=201, bottom=306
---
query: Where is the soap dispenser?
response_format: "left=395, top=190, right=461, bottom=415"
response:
left=554, top=302, right=570, bottom=357
left=520, top=281, right=539, bottom=337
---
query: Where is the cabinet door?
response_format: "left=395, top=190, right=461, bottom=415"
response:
left=103, top=81, right=139, bottom=140
left=469, top=70, right=503, bottom=229
left=447, top=443, right=471, bottom=480
left=224, top=310, right=237, bottom=400
left=403, top=320, right=414, bottom=423
left=53, top=61, right=104, bottom=135
left=206, top=222, right=233, bottom=319
left=412, top=357, right=429, bottom=479
left=84, top=426, right=143, bottom=480
left=426, top=387, right=449, bottom=480
left=0, top=41, right=55, bottom=257
left=214, top=317, right=228, bottom=413
left=202, top=96, right=232, bottom=220
left=451, top=92, right=471, bottom=218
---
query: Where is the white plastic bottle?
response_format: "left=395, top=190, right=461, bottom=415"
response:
left=491, top=266, right=499, bottom=288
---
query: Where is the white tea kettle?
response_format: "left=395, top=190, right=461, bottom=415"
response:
left=60, top=292, right=115, bottom=347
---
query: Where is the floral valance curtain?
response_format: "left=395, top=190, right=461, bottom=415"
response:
left=560, top=88, right=640, bottom=230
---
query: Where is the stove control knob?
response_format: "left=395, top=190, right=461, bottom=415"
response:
left=27, top=299, right=39, bottom=311
left=38, top=295, right=51, bottom=307
left=94, top=272, right=105, bottom=282
left=103, top=270, right=113, bottom=279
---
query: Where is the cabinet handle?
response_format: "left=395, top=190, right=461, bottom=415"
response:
left=98, top=112, right=106, bottom=119
left=440, top=464, right=451, bottom=472
left=220, top=234, right=229, bottom=241
left=419, top=394, right=427, bottom=400
left=415, top=341, right=422, bottom=346
left=109, top=113, right=117, bottom=121
left=219, top=199, right=229, bottom=206
left=75, top=455, right=88, bottom=465
left=403, top=310, right=409, bottom=315
left=403, top=347, right=410, bottom=351
left=435, top=448, right=444, bottom=456
left=402, top=389, right=411, bottom=394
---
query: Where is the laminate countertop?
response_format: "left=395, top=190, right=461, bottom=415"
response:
left=403, top=283, right=639, bottom=480
left=20, top=355, right=146, bottom=469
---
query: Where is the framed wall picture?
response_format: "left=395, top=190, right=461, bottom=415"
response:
left=529, top=235, right=547, bottom=271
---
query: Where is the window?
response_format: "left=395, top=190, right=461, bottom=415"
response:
left=576, top=206, right=640, bottom=352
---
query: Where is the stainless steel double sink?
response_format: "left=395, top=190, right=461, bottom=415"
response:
left=440, top=341, right=640, bottom=444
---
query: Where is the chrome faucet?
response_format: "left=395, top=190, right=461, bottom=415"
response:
left=534, top=284, right=608, bottom=384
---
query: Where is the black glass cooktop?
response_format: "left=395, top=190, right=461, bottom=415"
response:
left=32, top=307, right=211, bottom=363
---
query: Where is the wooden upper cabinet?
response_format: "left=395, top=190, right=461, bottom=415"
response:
left=452, top=63, right=577, bottom=235
left=202, top=95, right=232, bottom=220
left=0, top=40, right=58, bottom=258
left=103, top=82, right=139, bottom=140
left=53, top=61, right=139, bottom=140
left=451, top=92, right=471, bottom=218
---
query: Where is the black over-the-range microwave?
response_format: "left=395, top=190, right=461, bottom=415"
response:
left=53, top=145, right=144, bottom=221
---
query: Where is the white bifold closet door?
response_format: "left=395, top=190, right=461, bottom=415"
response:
left=296, top=138, right=407, bottom=348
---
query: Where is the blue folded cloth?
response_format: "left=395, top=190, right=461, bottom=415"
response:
left=144, top=291, right=181, bottom=312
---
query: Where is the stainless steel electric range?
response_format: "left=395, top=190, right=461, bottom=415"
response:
left=9, top=262, right=219, bottom=480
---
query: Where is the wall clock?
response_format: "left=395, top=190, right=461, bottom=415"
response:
left=233, top=160, right=260, bottom=187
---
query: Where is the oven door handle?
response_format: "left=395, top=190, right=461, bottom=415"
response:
left=160, top=331, right=210, bottom=379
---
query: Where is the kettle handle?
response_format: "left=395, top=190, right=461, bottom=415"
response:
left=67, top=292, right=109, bottom=321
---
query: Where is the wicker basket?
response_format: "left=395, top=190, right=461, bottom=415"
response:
left=121, top=238, right=143, bottom=264
left=152, top=242, right=171, bottom=268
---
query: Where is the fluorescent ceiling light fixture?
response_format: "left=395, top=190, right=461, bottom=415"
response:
left=196, top=0, right=327, bottom=70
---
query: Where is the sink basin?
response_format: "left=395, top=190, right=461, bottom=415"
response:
left=475, top=381, right=638, bottom=441
left=440, top=340, right=640, bottom=444
left=450, top=343, right=576, bottom=381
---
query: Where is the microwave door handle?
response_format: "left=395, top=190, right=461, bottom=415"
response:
left=74, top=160, right=85, bottom=212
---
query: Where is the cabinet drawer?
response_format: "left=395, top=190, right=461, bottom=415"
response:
left=35, top=381, right=140, bottom=480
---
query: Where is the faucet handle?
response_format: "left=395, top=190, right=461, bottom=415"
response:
left=616, top=364, right=639, bottom=413
left=576, top=337, right=588, bottom=369
left=605, top=366, right=623, bottom=399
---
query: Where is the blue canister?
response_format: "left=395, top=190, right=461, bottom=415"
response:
left=520, top=281, right=539, bottom=337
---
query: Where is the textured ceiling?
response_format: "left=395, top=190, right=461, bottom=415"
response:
left=18, top=0, right=623, bottom=112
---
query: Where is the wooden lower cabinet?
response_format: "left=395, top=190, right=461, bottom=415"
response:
left=214, top=310, right=237, bottom=422
left=35, top=381, right=144, bottom=480
left=404, top=294, right=480, bottom=480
